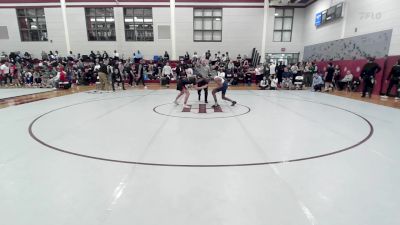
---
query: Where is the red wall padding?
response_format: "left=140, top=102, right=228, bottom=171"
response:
left=314, top=57, right=400, bottom=95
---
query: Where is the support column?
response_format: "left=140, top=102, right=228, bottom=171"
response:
left=340, top=1, right=348, bottom=39
left=60, top=0, right=71, bottom=53
left=170, top=0, right=176, bottom=60
left=260, top=0, right=269, bottom=63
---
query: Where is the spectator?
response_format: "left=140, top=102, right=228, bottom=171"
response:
left=98, top=62, right=109, bottom=91
left=217, top=67, right=225, bottom=78
left=324, top=62, right=335, bottom=92
left=312, top=73, right=324, bottom=92
left=0, top=62, right=10, bottom=86
left=338, top=70, right=353, bottom=91
left=162, top=62, right=173, bottom=88
left=270, top=74, right=278, bottom=90
left=184, top=52, right=190, bottom=61
left=164, top=51, right=170, bottom=61
left=303, top=62, right=312, bottom=87
left=282, top=67, right=293, bottom=89
left=112, top=50, right=119, bottom=60
left=259, top=76, right=269, bottom=90
left=111, top=67, right=125, bottom=91
left=134, top=50, right=143, bottom=63
left=135, top=59, right=147, bottom=88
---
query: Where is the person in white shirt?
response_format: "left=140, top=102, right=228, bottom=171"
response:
left=185, top=66, right=194, bottom=78
left=221, top=54, right=227, bottom=62
left=338, top=70, right=354, bottom=90
left=0, top=62, right=10, bottom=85
left=192, top=52, right=198, bottom=62
left=255, top=64, right=263, bottom=84
left=269, top=62, right=276, bottom=76
left=259, top=76, right=269, bottom=90
left=112, top=50, right=119, bottom=59
left=54, top=51, right=59, bottom=60
left=217, top=68, right=225, bottom=78
left=270, top=74, right=278, bottom=90
left=67, top=51, right=76, bottom=60
left=291, top=64, right=298, bottom=76
left=162, top=62, right=173, bottom=88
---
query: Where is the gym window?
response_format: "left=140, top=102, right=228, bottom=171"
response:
left=124, top=8, right=154, bottom=42
left=273, top=8, right=294, bottom=42
left=85, top=8, right=116, bottom=41
left=193, top=8, right=222, bottom=42
left=16, top=8, right=48, bottom=42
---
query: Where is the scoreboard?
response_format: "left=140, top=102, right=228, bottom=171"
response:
left=315, top=2, right=344, bottom=28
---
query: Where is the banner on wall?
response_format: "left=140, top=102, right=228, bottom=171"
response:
left=303, top=30, right=392, bottom=62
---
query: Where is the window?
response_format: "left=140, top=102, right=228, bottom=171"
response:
left=85, top=8, right=116, bottom=41
left=193, top=8, right=222, bottom=42
left=16, top=8, right=48, bottom=42
left=266, top=53, right=299, bottom=65
left=273, top=8, right=294, bottom=42
left=124, top=8, right=154, bottom=41
left=0, top=26, right=9, bottom=40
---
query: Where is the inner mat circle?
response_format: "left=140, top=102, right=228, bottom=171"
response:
left=29, top=93, right=373, bottom=167
left=153, top=102, right=251, bottom=119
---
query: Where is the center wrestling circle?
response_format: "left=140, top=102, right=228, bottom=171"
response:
left=28, top=94, right=374, bottom=167
left=153, top=102, right=251, bottom=119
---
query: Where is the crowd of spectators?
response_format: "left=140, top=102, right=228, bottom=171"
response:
left=1, top=50, right=397, bottom=99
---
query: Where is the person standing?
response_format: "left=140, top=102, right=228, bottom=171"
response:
left=135, top=59, right=147, bottom=88
left=269, top=62, right=276, bottom=78
left=324, top=63, right=335, bottom=92
left=361, top=57, right=381, bottom=98
left=382, top=59, right=400, bottom=100
left=0, top=62, right=10, bottom=86
left=164, top=51, right=170, bottom=61
left=111, top=66, right=125, bottom=92
left=98, top=62, right=109, bottom=91
left=290, top=63, right=299, bottom=85
left=112, top=50, right=119, bottom=60
left=161, top=62, right=173, bottom=88
left=174, top=77, right=207, bottom=108
left=276, top=62, right=285, bottom=85
left=197, top=75, right=209, bottom=103
left=126, top=63, right=135, bottom=86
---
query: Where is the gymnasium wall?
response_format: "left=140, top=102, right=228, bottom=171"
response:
left=302, top=0, right=400, bottom=57
left=65, top=7, right=172, bottom=59
left=175, top=7, right=264, bottom=59
left=0, top=0, right=268, bottom=59
left=265, top=7, right=305, bottom=55
left=0, top=7, right=67, bottom=56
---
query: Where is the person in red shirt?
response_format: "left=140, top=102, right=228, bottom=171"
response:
left=59, top=67, right=66, bottom=82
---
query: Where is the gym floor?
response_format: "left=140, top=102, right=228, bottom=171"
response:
left=0, top=87, right=399, bottom=225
